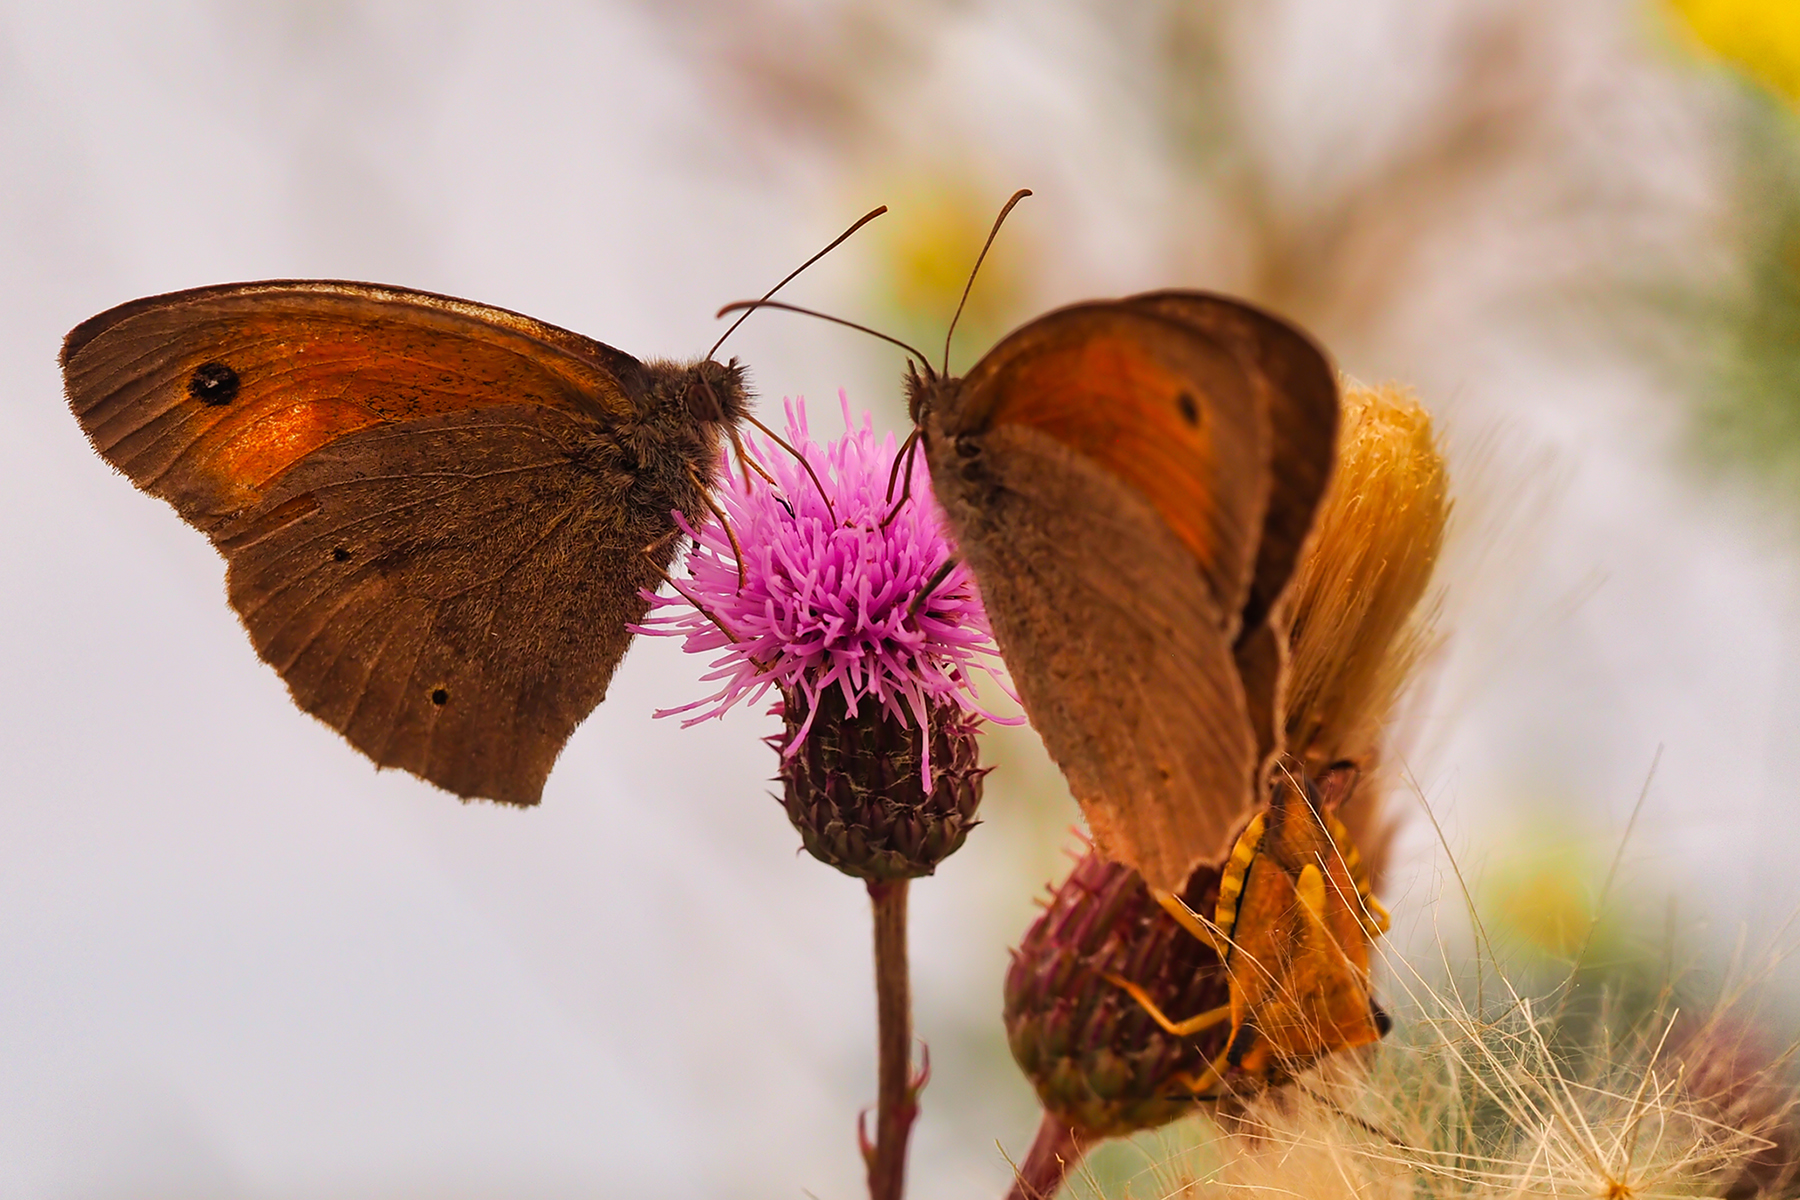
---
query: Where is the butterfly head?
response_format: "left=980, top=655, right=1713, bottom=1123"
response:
left=680, top=356, right=751, bottom=428
left=903, top=357, right=955, bottom=430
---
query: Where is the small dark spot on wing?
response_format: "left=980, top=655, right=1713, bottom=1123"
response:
left=189, top=361, right=240, bottom=406
left=1176, top=391, right=1200, bottom=427
left=431, top=687, right=450, bottom=706
left=332, top=546, right=352, bottom=563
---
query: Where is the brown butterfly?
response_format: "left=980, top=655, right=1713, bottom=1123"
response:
left=907, top=283, right=1339, bottom=895
left=61, top=278, right=756, bottom=806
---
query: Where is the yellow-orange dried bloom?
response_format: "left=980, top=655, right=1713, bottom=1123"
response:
left=1282, top=382, right=1449, bottom=775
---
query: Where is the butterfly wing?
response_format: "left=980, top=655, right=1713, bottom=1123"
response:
left=63, top=281, right=672, bottom=804
left=1122, top=293, right=1338, bottom=638
left=1123, top=293, right=1339, bottom=773
left=926, top=301, right=1277, bottom=891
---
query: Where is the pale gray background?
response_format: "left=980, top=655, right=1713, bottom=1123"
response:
left=4, top=2, right=1798, bottom=1198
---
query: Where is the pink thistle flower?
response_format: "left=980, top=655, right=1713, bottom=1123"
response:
left=637, top=393, right=1014, bottom=881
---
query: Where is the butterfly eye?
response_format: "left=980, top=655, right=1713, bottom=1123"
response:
left=686, top=381, right=725, bottom=422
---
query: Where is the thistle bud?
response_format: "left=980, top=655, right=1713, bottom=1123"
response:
left=777, top=688, right=987, bottom=881
left=1284, top=382, right=1449, bottom=773
left=1003, top=848, right=1231, bottom=1138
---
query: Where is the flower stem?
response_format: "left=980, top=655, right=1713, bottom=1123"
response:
left=1005, top=1111, right=1088, bottom=1200
left=864, top=879, right=920, bottom=1200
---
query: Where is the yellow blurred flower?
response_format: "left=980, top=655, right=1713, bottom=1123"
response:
left=863, top=175, right=1033, bottom=372
left=1672, top=0, right=1800, bottom=103
left=1483, top=817, right=1599, bottom=960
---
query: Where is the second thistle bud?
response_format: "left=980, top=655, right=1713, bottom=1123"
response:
left=1004, top=849, right=1232, bottom=1138
left=777, top=688, right=987, bottom=881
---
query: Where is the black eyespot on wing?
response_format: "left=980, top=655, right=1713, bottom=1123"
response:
left=332, top=546, right=352, bottom=563
left=188, top=361, right=240, bottom=406
left=431, top=687, right=450, bottom=706
left=1176, top=391, right=1200, bottom=427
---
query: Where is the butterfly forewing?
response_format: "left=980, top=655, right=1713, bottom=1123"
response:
left=926, top=299, right=1285, bottom=891
left=63, top=282, right=642, bottom=531
left=957, top=304, right=1271, bottom=626
left=62, top=280, right=709, bottom=805
left=1123, top=294, right=1338, bottom=640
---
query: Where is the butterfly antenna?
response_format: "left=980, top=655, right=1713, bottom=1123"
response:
left=739, top=412, right=837, bottom=525
left=707, top=205, right=890, bottom=361
left=715, top=299, right=931, bottom=364
left=942, top=188, right=1031, bottom=377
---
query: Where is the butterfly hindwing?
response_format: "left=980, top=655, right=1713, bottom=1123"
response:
left=213, top=406, right=665, bottom=804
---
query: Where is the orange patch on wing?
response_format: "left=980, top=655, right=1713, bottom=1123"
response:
left=205, top=399, right=381, bottom=496
left=984, top=324, right=1252, bottom=586
left=236, top=317, right=583, bottom=422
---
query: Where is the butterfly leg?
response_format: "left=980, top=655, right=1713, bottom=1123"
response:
left=1102, top=972, right=1233, bottom=1039
left=687, top=467, right=747, bottom=591
left=1150, top=887, right=1226, bottom=954
left=1169, top=1048, right=1234, bottom=1098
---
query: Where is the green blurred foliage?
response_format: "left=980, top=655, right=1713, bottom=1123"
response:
left=1688, top=100, right=1800, bottom=494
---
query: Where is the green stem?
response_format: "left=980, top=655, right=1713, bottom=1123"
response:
left=864, top=879, right=919, bottom=1200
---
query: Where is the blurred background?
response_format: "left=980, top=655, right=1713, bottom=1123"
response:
left=4, top=0, right=1800, bottom=1196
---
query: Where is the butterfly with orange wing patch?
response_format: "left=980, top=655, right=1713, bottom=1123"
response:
left=62, top=279, right=751, bottom=804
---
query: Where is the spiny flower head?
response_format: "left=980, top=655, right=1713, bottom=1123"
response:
left=639, top=392, right=1006, bottom=749
left=638, top=393, right=1011, bottom=879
